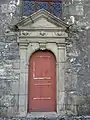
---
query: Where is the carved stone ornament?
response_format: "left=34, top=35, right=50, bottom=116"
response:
left=56, top=31, right=64, bottom=36
left=22, top=31, right=29, bottom=35
left=40, top=31, right=46, bottom=36
left=39, top=43, right=46, bottom=50
left=20, top=31, right=31, bottom=36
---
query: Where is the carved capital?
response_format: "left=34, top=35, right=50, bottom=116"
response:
left=57, top=43, right=66, bottom=49
left=19, top=42, right=28, bottom=49
left=39, top=42, right=46, bottom=50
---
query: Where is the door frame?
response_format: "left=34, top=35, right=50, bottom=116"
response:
left=18, top=41, right=66, bottom=117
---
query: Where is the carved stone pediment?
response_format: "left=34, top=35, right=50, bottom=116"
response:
left=16, top=9, right=69, bottom=30
left=13, top=9, right=69, bottom=43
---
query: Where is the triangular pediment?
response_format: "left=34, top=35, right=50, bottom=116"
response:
left=15, top=9, right=69, bottom=30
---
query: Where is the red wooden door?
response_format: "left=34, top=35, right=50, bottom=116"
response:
left=28, top=51, right=56, bottom=112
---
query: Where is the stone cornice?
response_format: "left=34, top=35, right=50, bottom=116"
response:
left=18, top=27, right=66, bottom=31
left=18, top=37, right=66, bottom=44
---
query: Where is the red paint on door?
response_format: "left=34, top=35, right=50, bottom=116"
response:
left=28, top=51, right=56, bottom=112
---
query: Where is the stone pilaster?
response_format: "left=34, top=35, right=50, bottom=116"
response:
left=18, top=42, right=28, bottom=117
left=57, top=43, right=66, bottom=113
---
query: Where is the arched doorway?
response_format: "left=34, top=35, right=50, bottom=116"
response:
left=28, top=50, right=56, bottom=112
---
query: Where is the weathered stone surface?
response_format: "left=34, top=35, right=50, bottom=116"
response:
left=0, top=0, right=90, bottom=117
left=63, top=0, right=90, bottom=116
left=0, top=116, right=90, bottom=120
left=0, top=1, right=20, bottom=117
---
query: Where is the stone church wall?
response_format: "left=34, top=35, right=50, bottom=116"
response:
left=63, top=0, right=90, bottom=116
left=1, top=0, right=90, bottom=117
left=0, top=35, right=20, bottom=116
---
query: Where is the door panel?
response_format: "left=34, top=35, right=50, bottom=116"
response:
left=28, top=51, right=56, bottom=112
